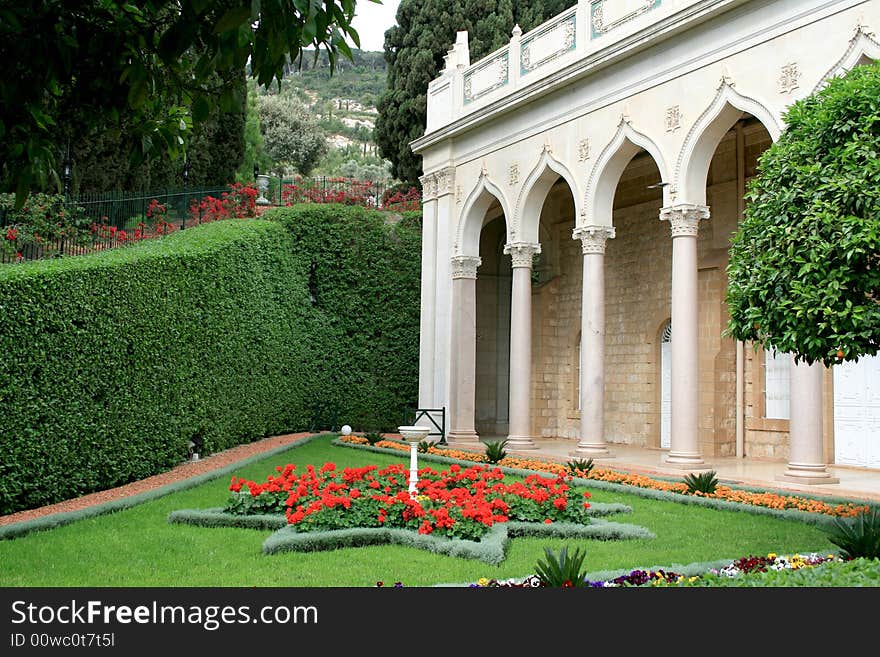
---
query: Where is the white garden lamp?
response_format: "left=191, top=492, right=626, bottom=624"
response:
left=398, top=425, right=431, bottom=495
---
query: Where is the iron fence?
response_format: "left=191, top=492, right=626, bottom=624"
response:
left=1, top=177, right=420, bottom=264
left=270, top=176, right=392, bottom=207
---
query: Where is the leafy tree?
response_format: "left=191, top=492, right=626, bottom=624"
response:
left=258, top=95, right=328, bottom=176
left=726, top=60, right=880, bottom=366
left=375, top=0, right=576, bottom=184
left=0, top=0, right=372, bottom=205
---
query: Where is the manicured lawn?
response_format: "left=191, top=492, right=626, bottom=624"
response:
left=0, top=435, right=835, bottom=587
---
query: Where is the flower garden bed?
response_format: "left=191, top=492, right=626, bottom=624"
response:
left=168, top=461, right=654, bottom=564
left=337, top=436, right=872, bottom=520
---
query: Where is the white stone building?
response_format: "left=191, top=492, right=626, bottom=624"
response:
left=412, top=0, right=880, bottom=482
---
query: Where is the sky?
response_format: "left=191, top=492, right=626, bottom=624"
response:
left=350, top=0, right=401, bottom=51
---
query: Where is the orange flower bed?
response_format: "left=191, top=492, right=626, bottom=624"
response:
left=338, top=435, right=870, bottom=518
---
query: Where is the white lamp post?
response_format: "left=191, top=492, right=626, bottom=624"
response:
left=398, top=425, right=431, bottom=495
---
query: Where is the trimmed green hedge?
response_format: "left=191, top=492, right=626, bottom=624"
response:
left=0, top=205, right=422, bottom=514
left=260, top=519, right=654, bottom=565
left=264, top=204, right=422, bottom=432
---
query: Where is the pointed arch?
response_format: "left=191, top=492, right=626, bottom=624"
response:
left=513, top=147, right=581, bottom=244
left=455, top=174, right=512, bottom=258
left=814, top=25, right=880, bottom=92
left=675, top=82, right=782, bottom=206
left=581, top=120, right=670, bottom=229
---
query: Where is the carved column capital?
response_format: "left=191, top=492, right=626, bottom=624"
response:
left=419, top=173, right=438, bottom=201
left=451, top=255, right=482, bottom=279
left=572, top=225, right=615, bottom=255
left=503, top=242, right=541, bottom=268
left=660, top=204, right=710, bottom=238
left=436, top=166, right=456, bottom=197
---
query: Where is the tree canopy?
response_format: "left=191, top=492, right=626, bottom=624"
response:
left=258, top=95, right=328, bottom=176
left=725, top=60, right=880, bottom=366
left=375, top=0, right=576, bottom=185
left=0, top=0, right=372, bottom=204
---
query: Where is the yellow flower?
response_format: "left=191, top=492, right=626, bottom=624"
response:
left=767, top=553, right=777, bottom=559
left=477, top=577, right=489, bottom=587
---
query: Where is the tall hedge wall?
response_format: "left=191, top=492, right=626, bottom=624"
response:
left=0, top=206, right=421, bottom=514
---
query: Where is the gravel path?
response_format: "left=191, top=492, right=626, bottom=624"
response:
left=0, top=431, right=319, bottom=527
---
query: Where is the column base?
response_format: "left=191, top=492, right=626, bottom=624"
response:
left=506, top=435, right=538, bottom=450
left=776, top=462, right=839, bottom=485
left=664, top=452, right=708, bottom=469
left=571, top=443, right=612, bottom=457
left=445, top=431, right=482, bottom=448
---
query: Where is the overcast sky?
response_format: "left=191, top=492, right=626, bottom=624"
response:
left=350, top=0, right=400, bottom=51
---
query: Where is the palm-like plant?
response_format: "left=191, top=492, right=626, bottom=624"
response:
left=683, top=470, right=719, bottom=495
left=826, top=507, right=880, bottom=560
left=534, top=546, right=589, bottom=588
left=363, top=431, right=384, bottom=446
left=484, top=439, right=508, bottom=464
left=566, top=458, right=594, bottom=477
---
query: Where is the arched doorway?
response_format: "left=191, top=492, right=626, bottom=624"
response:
left=475, top=210, right=511, bottom=438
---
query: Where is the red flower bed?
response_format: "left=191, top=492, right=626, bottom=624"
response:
left=226, top=462, right=592, bottom=541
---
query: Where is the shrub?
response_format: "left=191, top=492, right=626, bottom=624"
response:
left=534, top=546, right=589, bottom=588
left=684, top=470, right=719, bottom=495
left=825, top=507, right=880, bottom=560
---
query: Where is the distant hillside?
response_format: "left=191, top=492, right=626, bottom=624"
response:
left=271, top=49, right=391, bottom=180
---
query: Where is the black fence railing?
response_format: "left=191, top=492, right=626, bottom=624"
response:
left=1, top=177, right=421, bottom=264
left=72, top=186, right=231, bottom=231
left=402, top=407, right=446, bottom=444
left=270, top=176, right=392, bottom=208
left=0, top=185, right=239, bottom=264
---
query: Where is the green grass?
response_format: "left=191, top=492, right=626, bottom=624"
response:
left=0, top=435, right=837, bottom=587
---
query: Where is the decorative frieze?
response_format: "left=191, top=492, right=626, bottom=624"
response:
left=660, top=204, right=710, bottom=238
left=591, top=0, right=661, bottom=39
left=572, top=225, right=615, bottom=255
left=521, top=11, right=577, bottom=75
left=463, top=51, right=509, bottom=104
left=778, top=62, right=800, bottom=94
left=451, top=255, right=482, bottom=279
left=504, top=242, right=541, bottom=268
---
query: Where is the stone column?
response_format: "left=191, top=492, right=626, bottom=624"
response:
left=572, top=225, right=615, bottom=456
left=446, top=255, right=483, bottom=447
left=660, top=204, right=709, bottom=468
left=504, top=242, right=541, bottom=450
left=433, top=167, right=455, bottom=412
left=417, top=173, right=438, bottom=409
left=777, top=360, right=839, bottom=484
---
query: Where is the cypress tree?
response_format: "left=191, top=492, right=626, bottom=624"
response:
left=375, top=0, right=576, bottom=185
